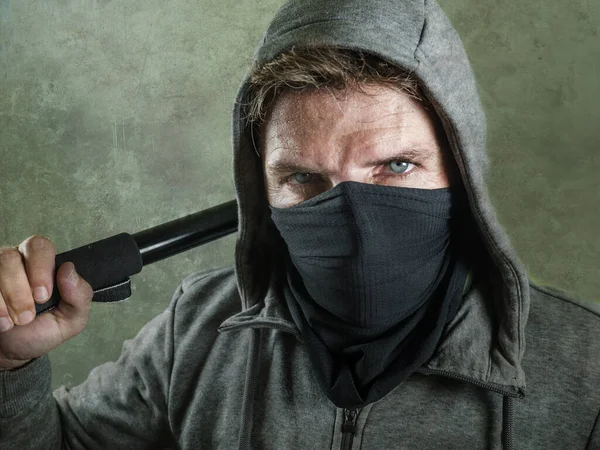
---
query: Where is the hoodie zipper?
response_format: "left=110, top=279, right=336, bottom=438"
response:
left=340, top=408, right=359, bottom=450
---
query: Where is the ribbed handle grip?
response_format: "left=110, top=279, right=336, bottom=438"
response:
left=34, top=233, right=143, bottom=316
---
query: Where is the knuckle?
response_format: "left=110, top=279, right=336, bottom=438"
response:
left=0, top=247, right=22, bottom=266
left=75, top=286, right=91, bottom=305
left=82, top=279, right=93, bottom=294
left=8, top=289, right=33, bottom=306
left=23, top=235, right=55, bottom=252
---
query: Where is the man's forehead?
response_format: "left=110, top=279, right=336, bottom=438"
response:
left=268, top=86, right=418, bottom=123
left=262, top=89, right=427, bottom=149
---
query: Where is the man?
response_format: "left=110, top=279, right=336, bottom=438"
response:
left=1, top=0, right=599, bottom=448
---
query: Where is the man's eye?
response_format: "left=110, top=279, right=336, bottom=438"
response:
left=388, top=161, right=414, bottom=175
left=289, top=173, right=313, bottom=184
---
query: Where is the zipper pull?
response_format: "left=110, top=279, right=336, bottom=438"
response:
left=342, top=408, right=358, bottom=434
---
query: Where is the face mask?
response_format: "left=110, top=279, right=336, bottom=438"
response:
left=269, top=181, right=470, bottom=408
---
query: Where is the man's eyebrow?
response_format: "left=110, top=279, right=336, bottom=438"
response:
left=363, top=147, right=434, bottom=165
left=266, top=161, right=316, bottom=175
left=267, top=147, right=434, bottom=174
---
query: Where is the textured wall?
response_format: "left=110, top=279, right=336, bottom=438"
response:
left=0, top=0, right=598, bottom=391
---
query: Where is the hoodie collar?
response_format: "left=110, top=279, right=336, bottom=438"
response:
left=219, top=266, right=524, bottom=396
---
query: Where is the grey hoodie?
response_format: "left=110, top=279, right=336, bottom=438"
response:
left=1, top=0, right=600, bottom=449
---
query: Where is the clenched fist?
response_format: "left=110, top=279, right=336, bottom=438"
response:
left=0, top=235, right=94, bottom=371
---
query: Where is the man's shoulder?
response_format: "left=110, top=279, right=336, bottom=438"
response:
left=170, top=264, right=242, bottom=335
left=528, top=281, right=600, bottom=325
left=525, top=280, right=600, bottom=377
left=179, top=264, right=238, bottom=294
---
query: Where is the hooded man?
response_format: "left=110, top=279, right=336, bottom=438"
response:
left=1, top=0, right=600, bottom=449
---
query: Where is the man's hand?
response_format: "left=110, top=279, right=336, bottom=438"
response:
left=0, top=235, right=94, bottom=371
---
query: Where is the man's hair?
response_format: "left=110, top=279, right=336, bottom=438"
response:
left=242, top=46, right=433, bottom=151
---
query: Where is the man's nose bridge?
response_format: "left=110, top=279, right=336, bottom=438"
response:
left=329, top=170, right=366, bottom=188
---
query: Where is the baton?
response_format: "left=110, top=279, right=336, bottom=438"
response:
left=34, top=200, right=238, bottom=317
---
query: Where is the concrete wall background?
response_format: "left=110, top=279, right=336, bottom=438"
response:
left=0, top=0, right=598, bottom=390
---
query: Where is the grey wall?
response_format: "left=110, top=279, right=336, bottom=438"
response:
left=0, top=0, right=598, bottom=390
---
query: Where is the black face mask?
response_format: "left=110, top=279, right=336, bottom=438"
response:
left=270, top=181, right=470, bottom=409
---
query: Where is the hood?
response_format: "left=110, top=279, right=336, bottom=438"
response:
left=229, top=0, right=530, bottom=395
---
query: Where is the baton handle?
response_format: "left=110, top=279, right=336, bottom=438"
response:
left=34, top=200, right=238, bottom=316
left=34, top=233, right=143, bottom=316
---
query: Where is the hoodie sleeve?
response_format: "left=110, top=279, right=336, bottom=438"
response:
left=0, top=281, right=183, bottom=450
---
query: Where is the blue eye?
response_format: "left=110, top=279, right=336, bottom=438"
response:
left=389, top=161, right=410, bottom=174
left=292, top=173, right=312, bottom=184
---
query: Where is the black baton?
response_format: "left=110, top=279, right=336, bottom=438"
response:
left=35, top=200, right=238, bottom=316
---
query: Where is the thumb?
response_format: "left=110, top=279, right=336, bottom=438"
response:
left=54, top=262, right=94, bottom=328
